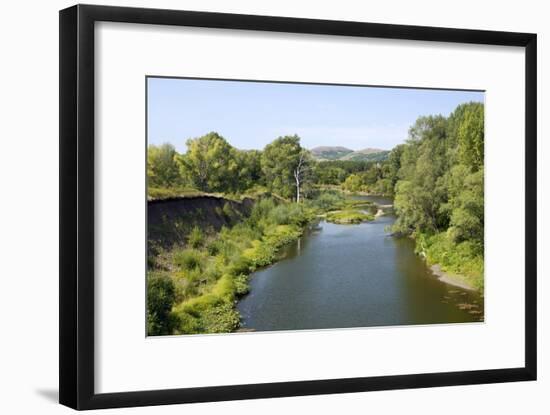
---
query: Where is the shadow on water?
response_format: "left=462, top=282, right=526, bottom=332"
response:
left=237, top=195, right=484, bottom=332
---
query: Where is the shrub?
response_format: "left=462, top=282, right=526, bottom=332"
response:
left=326, top=210, right=374, bottom=224
left=173, top=249, right=203, bottom=271
left=420, top=231, right=484, bottom=290
left=147, top=272, right=177, bottom=336
left=311, top=191, right=344, bottom=212
left=198, top=302, right=240, bottom=333
left=242, top=240, right=276, bottom=269
left=222, top=202, right=237, bottom=220
left=234, top=274, right=249, bottom=296
left=206, top=239, right=221, bottom=256
left=249, top=198, right=276, bottom=224
left=187, top=226, right=204, bottom=248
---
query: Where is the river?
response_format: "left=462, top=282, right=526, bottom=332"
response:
left=237, top=195, right=484, bottom=332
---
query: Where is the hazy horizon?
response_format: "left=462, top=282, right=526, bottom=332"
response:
left=147, top=77, right=484, bottom=153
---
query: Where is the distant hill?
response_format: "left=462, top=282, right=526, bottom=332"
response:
left=310, top=146, right=389, bottom=162
left=310, top=146, right=354, bottom=160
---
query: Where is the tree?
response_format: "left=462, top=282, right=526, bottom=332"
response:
left=236, top=149, right=263, bottom=191
left=342, top=174, right=363, bottom=192
left=293, top=150, right=313, bottom=202
left=147, top=143, right=182, bottom=188
left=457, top=103, right=484, bottom=172
left=392, top=102, right=484, bottom=244
left=445, top=165, right=484, bottom=244
left=392, top=115, right=451, bottom=233
left=261, top=135, right=312, bottom=201
left=386, top=144, right=405, bottom=189
left=176, top=132, right=239, bottom=192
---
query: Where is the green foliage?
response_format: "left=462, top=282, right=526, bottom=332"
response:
left=268, top=203, right=310, bottom=226
left=310, top=191, right=345, bottom=211
left=342, top=174, right=363, bottom=192
left=173, top=249, right=203, bottom=271
left=326, top=210, right=374, bottom=224
left=457, top=103, right=484, bottom=172
left=445, top=166, right=484, bottom=243
left=147, top=143, right=183, bottom=189
left=234, top=274, right=250, bottom=295
left=187, top=226, right=204, bottom=248
left=147, top=272, right=177, bottom=336
left=206, top=239, right=222, bottom=256
left=176, top=132, right=240, bottom=193
left=261, top=135, right=314, bottom=201
left=389, top=102, right=484, bottom=291
left=371, top=178, right=393, bottom=195
left=236, top=150, right=264, bottom=190
left=418, top=232, right=484, bottom=290
left=148, top=133, right=398, bottom=200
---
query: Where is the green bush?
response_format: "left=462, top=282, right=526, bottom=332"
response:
left=173, top=249, right=203, bottom=271
left=242, top=240, right=276, bottom=269
left=187, top=226, right=204, bottom=248
left=206, top=239, right=222, bottom=255
left=249, top=198, right=277, bottom=225
left=310, top=191, right=344, bottom=212
left=267, top=203, right=310, bottom=226
left=196, top=302, right=240, bottom=333
left=147, top=272, right=178, bottom=336
left=234, top=274, right=249, bottom=295
left=419, top=231, right=484, bottom=290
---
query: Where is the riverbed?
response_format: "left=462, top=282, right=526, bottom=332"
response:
left=237, top=195, right=484, bottom=332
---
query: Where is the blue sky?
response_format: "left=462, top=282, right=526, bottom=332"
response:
left=147, top=77, right=484, bottom=153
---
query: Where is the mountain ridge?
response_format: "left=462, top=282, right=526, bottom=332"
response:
left=310, top=146, right=389, bottom=162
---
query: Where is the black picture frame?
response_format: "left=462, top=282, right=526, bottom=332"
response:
left=59, top=4, right=537, bottom=410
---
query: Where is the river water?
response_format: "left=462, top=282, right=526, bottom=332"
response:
left=237, top=195, right=484, bottom=332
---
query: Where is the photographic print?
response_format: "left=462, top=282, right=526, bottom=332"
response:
left=146, top=77, right=485, bottom=336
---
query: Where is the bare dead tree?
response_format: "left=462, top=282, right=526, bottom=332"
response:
left=293, top=150, right=311, bottom=203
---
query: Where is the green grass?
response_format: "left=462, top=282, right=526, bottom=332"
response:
left=325, top=209, right=374, bottom=224
left=187, top=226, right=205, bottom=248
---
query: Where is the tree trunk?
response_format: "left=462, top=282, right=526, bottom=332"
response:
left=295, top=172, right=300, bottom=203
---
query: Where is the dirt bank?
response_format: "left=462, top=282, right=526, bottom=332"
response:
left=148, top=195, right=255, bottom=248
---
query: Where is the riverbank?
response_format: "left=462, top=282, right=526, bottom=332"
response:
left=430, top=264, right=476, bottom=291
left=147, top=197, right=315, bottom=335
left=414, top=232, right=484, bottom=293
